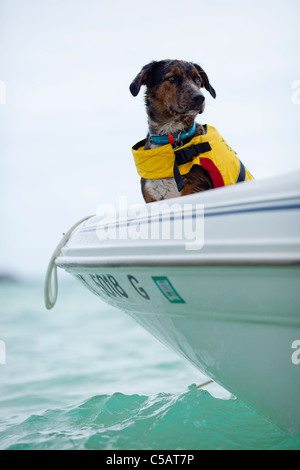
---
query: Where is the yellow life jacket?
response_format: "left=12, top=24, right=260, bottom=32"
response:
left=131, top=125, right=253, bottom=191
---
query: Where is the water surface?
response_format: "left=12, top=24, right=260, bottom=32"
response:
left=1, top=281, right=299, bottom=450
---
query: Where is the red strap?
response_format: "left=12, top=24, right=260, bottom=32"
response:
left=168, top=134, right=175, bottom=145
left=200, top=157, right=225, bottom=188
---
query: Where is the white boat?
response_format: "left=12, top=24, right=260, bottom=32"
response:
left=45, top=170, right=300, bottom=435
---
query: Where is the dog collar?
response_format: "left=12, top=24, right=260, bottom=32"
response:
left=149, top=121, right=196, bottom=147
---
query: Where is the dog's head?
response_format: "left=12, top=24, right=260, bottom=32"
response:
left=130, top=60, right=216, bottom=128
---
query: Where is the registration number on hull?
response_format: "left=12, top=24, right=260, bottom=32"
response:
left=75, top=273, right=185, bottom=304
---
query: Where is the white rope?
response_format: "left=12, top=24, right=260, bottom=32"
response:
left=44, top=215, right=94, bottom=310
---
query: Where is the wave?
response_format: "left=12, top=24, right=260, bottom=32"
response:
left=1, top=385, right=299, bottom=450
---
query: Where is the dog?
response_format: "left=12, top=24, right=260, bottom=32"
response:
left=130, top=59, right=253, bottom=203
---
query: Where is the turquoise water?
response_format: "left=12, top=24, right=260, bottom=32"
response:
left=1, top=281, right=300, bottom=450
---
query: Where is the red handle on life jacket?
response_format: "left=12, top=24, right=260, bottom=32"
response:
left=168, top=134, right=175, bottom=145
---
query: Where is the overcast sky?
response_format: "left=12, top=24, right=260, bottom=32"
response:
left=0, top=0, right=299, bottom=279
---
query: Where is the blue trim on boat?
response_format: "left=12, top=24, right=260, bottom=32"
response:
left=80, top=200, right=300, bottom=233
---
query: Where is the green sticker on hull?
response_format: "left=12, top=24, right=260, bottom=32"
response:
left=152, top=276, right=185, bottom=304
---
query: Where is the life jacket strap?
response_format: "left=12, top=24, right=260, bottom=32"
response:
left=175, top=142, right=212, bottom=166
left=236, top=160, right=246, bottom=183
left=173, top=161, right=185, bottom=192
left=172, top=141, right=212, bottom=192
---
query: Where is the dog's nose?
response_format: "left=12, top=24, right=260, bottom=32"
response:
left=191, top=93, right=205, bottom=105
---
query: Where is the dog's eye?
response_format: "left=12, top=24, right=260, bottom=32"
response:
left=166, top=75, right=177, bottom=83
left=194, top=76, right=202, bottom=85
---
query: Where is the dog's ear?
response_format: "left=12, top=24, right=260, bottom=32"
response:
left=129, top=62, right=155, bottom=97
left=193, top=64, right=216, bottom=99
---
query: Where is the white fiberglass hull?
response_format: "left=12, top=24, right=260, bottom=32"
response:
left=54, top=171, right=300, bottom=434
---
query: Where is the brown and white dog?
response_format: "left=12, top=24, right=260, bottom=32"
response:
left=130, top=59, right=217, bottom=203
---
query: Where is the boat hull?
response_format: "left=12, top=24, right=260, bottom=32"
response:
left=62, top=263, right=300, bottom=435
left=54, top=171, right=300, bottom=434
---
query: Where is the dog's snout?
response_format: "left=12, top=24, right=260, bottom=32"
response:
left=191, top=93, right=205, bottom=105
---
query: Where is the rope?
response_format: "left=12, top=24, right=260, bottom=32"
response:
left=44, top=215, right=94, bottom=310
left=196, top=379, right=214, bottom=389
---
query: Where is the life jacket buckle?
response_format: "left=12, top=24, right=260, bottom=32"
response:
left=175, top=145, right=197, bottom=164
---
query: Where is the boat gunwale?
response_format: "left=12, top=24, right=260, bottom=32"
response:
left=56, top=255, right=300, bottom=268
